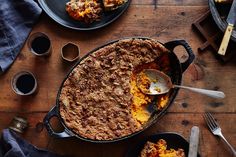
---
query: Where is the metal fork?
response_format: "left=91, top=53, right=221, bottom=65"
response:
left=204, top=112, right=236, bottom=156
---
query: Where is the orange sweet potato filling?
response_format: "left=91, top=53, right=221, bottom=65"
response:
left=130, top=57, right=170, bottom=124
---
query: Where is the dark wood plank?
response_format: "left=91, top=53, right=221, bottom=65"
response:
left=0, top=113, right=234, bottom=156
left=45, top=113, right=235, bottom=157
left=1, top=6, right=235, bottom=113
left=0, top=6, right=209, bottom=112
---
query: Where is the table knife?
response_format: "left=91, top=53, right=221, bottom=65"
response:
left=188, top=126, right=200, bottom=157
left=218, top=0, right=236, bottom=55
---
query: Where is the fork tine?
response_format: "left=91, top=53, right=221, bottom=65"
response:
left=203, top=113, right=214, bottom=131
left=206, top=112, right=219, bottom=128
left=206, top=113, right=216, bottom=130
left=204, top=113, right=236, bottom=155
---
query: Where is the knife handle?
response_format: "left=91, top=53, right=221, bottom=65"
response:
left=218, top=24, right=234, bottom=56
left=215, top=0, right=233, bottom=3
left=188, top=126, right=200, bottom=157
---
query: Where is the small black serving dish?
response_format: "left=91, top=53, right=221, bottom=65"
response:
left=209, top=0, right=236, bottom=42
left=38, top=0, right=131, bottom=31
left=125, top=132, right=201, bottom=157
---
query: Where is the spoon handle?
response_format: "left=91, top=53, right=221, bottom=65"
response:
left=174, top=85, right=225, bottom=99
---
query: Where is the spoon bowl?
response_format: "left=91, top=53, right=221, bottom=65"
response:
left=137, top=69, right=172, bottom=95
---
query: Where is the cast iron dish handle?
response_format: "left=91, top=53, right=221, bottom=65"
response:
left=43, top=106, right=72, bottom=138
left=164, top=40, right=195, bottom=72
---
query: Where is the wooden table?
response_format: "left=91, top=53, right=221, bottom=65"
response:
left=0, top=0, right=235, bottom=157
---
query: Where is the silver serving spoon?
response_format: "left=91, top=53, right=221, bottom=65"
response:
left=137, top=69, right=225, bottom=99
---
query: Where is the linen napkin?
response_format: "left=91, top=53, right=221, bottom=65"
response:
left=0, top=129, right=63, bottom=157
left=0, top=0, right=42, bottom=74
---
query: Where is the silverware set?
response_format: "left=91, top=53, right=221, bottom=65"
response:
left=204, top=112, right=236, bottom=156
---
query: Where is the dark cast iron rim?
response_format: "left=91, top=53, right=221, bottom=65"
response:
left=44, top=37, right=195, bottom=143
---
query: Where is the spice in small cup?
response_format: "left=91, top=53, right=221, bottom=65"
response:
left=61, top=42, right=80, bottom=62
left=11, top=71, right=37, bottom=96
left=28, top=32, right=51, bottom=56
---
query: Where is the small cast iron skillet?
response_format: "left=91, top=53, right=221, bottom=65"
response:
left=44, top=38, right=195, bottom=143
left=209, top=0, right=236, bottom=42
left=125, top=132, right=201, bottom=157
left=38, top=0, right=131, bottom=31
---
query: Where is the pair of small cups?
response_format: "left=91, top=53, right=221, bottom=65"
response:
left=12, top=32, right=80, bottom=96
left=28, top=32, right=80, bottom=62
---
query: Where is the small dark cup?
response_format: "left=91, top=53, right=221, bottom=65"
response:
left=11, top=71, right=37, bottom=96
left=61, top=42, right=80, bottom=62
left=28, top=32, right=51, bottom=56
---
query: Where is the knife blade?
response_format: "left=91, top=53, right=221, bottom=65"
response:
left=226, top=0, right=236, bottom=25
left=188, top=126, right=200, bottom=157
left=218, top=0, right=236, bottom=55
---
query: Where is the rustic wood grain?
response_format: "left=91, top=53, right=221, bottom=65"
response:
left=0, top=113, right=231, bottom=157
left=0, top=2, right=235, bottom=157
left=0, top=6, right=210, bottom=112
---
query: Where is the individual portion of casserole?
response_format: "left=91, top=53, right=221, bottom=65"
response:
left=103, top=0, right=128, bottom=11
left=66, top=0, right=102, bottom=23
left=140, top=139, right=185, bottom=157
left=59, top=38, right=170, bottom=140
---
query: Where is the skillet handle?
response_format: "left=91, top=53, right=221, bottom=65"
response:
left=43, top=106, right=72, bottom=138
left=164, top=40, right=195, bottom=72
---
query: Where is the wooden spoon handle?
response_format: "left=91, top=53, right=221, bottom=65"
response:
left=218, top=24, right=234, bottom=56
